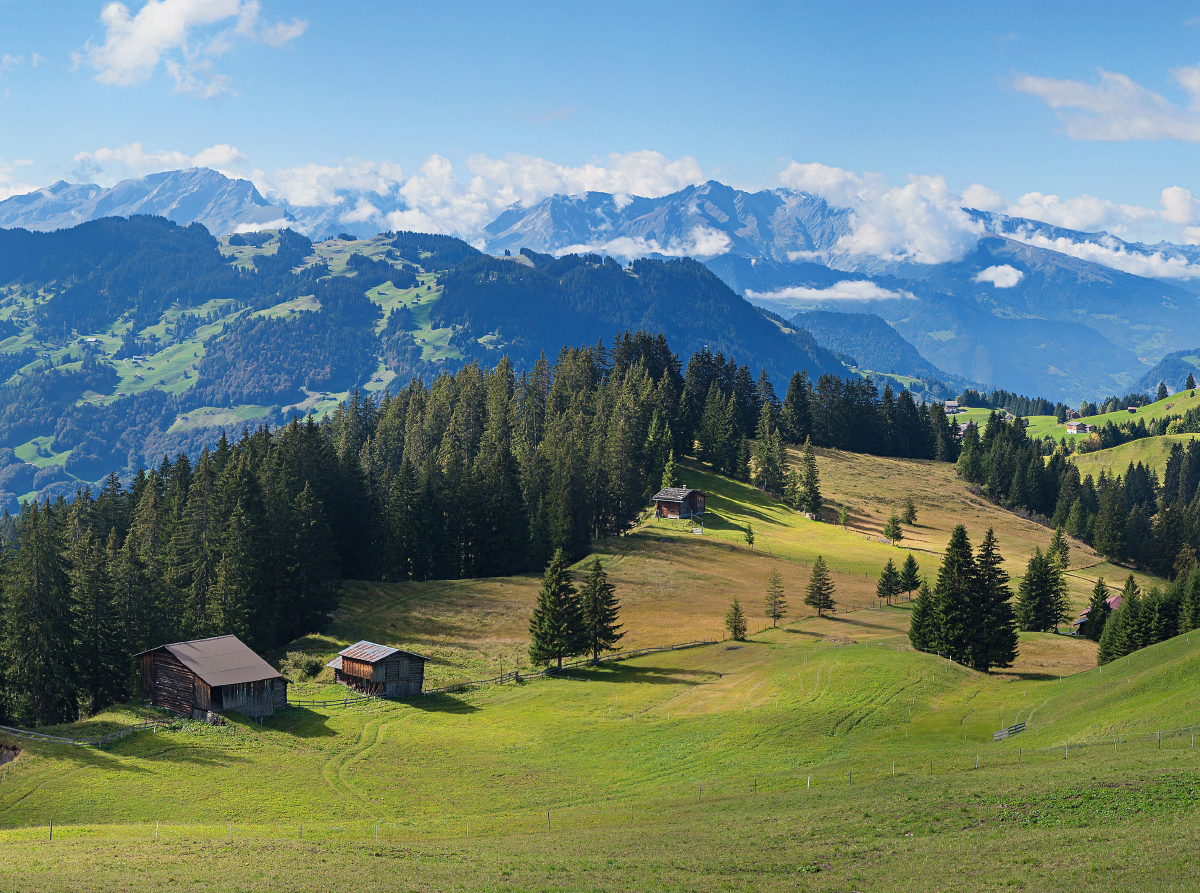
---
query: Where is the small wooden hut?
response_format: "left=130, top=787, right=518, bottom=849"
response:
left=651, top=487, right=707, bottom=519
left=326, top=641, right=428, bottom=698
left=137, top=635, right=287, bottom=719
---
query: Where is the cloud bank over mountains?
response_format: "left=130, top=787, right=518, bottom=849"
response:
left=14, top=140, right=1200, bottom=281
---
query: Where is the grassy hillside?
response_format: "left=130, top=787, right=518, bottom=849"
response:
left=1071, top=433, right=1200, bottom=478
left=0, top=452, right=1188, bottom=891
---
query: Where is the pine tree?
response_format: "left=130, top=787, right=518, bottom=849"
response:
left=1180, top=566, right=1200, bottom=634
left=1188, top=372, right=1197, bottom=391
left=902, top=497, right=917, bottom=525
left=1016, top=549, right=1054, bottom=632
left=4, top=503, right=77, bottom=726
left=579, top=557, right=623, bottom=662
left=764, top=569, right=787, bottom=626
left=908, top=579, right=935, bottom=652
left=1157, top=382, right=1169, bottom=401
left=528, top=548, right=584, bottom=669
left=1092, top=480, right=1127, bottom=561
left=1082, top=577, right=1111, bottom=642
left=837, top=504, right=849, bottom=527
left=660, top=450, right=680, bottom=490
left=752, top=403, right=782, bottom=494
left=745, top=523, right=754, bottom=548
left=899, top=553, right=921, bottom=600
left=804, top=555, right=836, bottom=617
left=1048, top=549, right=1071, bottom=632
left=725, top=596, right=748, bottom=641
left=798, top=437, right=822, bottom=518
left=1049, top=526, right=1070, bottom=569
left=69, top=522, right=124, bottom=716
left=931, top=525, right=975, bottom=661
left=971, top=528, right=1018, bottom=672
left=876, top=558, right=900, bottom=606
left=883, top=512, right=903, bottom=546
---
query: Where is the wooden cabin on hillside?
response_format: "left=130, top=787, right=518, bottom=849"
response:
left=651, top=487, right=707, bottom=519
left=327, top=641, right=429, bottom=697
left=137, top=635, right=287, bottom=719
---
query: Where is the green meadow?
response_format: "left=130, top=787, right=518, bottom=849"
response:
left=1, top=451, right=1197, bottom=890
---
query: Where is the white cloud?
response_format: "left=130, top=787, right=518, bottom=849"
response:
left=1002, top=229, right=1200, bottom=280
left=746, top=281, right=915, bottom=303
left=1161, top=186, right=1200, bottom=226
left=30, top=53, right=45, bottom=68
left=74, top=140, right=246, bottom=183
left=465, top=150, right=705, bottom=208
left=554, top=225, right=732, bottom=260
left=1014, top=65, right=1200, bottom=143
left=778, top=161, right=982, bottom=264
left=233, top=216, right=289, bottom=233
left=961, top=183, right=1004, bottom=212
left=973, top=265, right=1025, bottom=288
left=340, top=197, right=381, bottom=224
left=1, top=54, right=24, bottom=72
left=0, top=157, right=36, bottom=200
left=262, top=159, right=404, bottom=207
left=1004, top=191, right=1157, bottom=234
left=80, top=0, right=306, bottom=97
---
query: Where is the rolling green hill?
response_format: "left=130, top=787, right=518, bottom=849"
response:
left=0, top=452, right=1190, bottom=891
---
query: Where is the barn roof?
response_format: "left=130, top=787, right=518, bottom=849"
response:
left=328, top=640, right=430, bottom=668
left=651, top=487, right=707, bottom=502
left=137, top=635, right=282, bottom=687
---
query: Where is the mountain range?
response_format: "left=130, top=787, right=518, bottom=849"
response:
left=4, top=168, right=1200, bottom=402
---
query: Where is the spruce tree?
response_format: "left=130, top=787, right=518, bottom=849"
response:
left=1188, top=372, right=1197, bottom=391
left=725, top=596, right=748, bottom=640
left=1083, top=577, right=1111, bottom=642
left=4, top=503, right=77, bottom=726
left=804, top=555, right=836, bottom=617
left=528, top=548, right=584, bottom=669
left=883, top=512, right=903, bottom=546
left=908, top=579, right=935, bottom=652
left=1179, top=566, right=1200, bottom=634
left=971, top=528, right=1018, bottom=672
left=579, top=557, right=623, bottom=662
left=899, top=553, right=921, bottom=600
left=745, top=523, right=754, bottom=548
left=1093, top=480, right=1127, bottom=561
left=660, top=450, right=680, bottom=490
left=902, top=497, right=917, bottom=526
left=1049, top=526, right=1070, bottom=569
left=837, top=504, right=849, bottom=527
left=876, top=558, right=900, bottom=606
left=69, top=524, right=124, bottom=716
left=931, top=525, right=975, bottom=661
left=1016, top=549, right=1054, bottom=632
left=764, top=569, right=787, bottom=626
left=1157, top=382, right=1169, bottom=401
left=798, top=438, right=822, bottom=518
left=1048, top=550, right=1071, bottom=631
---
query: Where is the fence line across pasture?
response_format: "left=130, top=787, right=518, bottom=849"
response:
left=0, top=720, right=174, bottom=748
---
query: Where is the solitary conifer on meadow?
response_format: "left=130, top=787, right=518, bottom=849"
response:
left=883, top=511, right=903, bottom=546
left=725, top=596, right=748, bottom=641
left=764, top=569, right=787, bottom=627
left=971, top=528, right=1018, bottom=672
left=876, top=558, right=900, bottom=606
left=528, top=548, right=583, bottom=669
left=902, top=497, right=917, bottom=525
left=804, top=555, right=836, bottom=617
left=898, top=552, right=921, bottom=600
left=579, top=557, right=624, bottom=663
left=1187, top=372, right=1197, bottom=390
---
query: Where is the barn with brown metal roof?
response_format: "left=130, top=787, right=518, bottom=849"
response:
left=327, top=641, right=428, bottom=697
left=136, top=635, right=287, bottom=719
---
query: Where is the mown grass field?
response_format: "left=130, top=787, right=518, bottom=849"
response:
left=1071, top=432, right=1200, bottom=478
left=0, top=451, right=1194, bottom=891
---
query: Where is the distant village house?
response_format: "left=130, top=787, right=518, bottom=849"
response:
left=1066, top=421, right=1093, bottom=434
left=137, top=635, right=287, bottom=719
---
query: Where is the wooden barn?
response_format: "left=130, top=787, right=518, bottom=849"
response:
left=326, top=641, right=428, bottom=698
left=137, top=635, right=287, bottom=719
left=651, top=487, right=707, bottom=519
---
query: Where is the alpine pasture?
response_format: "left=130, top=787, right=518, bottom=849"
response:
left=1, top=450, right=1198, bottom=892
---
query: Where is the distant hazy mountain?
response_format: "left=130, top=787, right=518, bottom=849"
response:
left=0, top=168, right=291, bottom=235
left=791, top=310, right=950, bottom=381
left=484, top=181, right=853, bottom=259
left=1135, top=349, right=1200, bottom=395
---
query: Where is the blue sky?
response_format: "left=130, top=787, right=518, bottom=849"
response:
left=2, top=0, right=1200, bottom=245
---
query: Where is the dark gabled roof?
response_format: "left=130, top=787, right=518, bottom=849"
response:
left=651, top=487, right=707, bottom=502
left=137, top=635, right=282, bottom=687
left=329, top=640, right=430, bottom=668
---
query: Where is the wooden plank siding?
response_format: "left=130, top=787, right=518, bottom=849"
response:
left=217, top=680, right=283, bottom=718
left=149, top=651, right=195, bottom=715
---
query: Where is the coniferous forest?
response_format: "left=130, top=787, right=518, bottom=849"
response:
left=0, top=330, right=960, bottom=728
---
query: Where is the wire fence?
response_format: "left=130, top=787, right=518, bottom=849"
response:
left=0, top=720, right=175, bottom=748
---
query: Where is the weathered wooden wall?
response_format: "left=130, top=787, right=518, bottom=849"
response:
left=150, top=651, right=195, bottom=715
left=218, top=679, right=282, bottom=718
